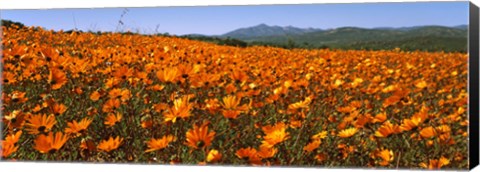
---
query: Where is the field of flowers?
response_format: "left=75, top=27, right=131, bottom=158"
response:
left=0, top=25, right=469, bottom=169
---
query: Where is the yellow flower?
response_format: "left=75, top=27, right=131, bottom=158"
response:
left=206, top=149, right=222, bottom=162
left=338, top=127, right=358, bottom=138
left=311, top=131, right=328, bottom=140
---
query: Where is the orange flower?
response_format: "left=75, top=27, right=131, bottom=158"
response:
left=145, top=135, right=176, bottom=152
left=336, top=105, right=356, bottom=113
left=371, top=113, right=387, bottom=123
left=225, top=83, right=238, bottom=94
left=2, top=110, right=27, bottom=130
left=156, top=67, right=179, bottom=83
left=108, top=88, right=131, bottom=102
left=261, top=122, right=288, bottom=135
left=399, top=116, right=422, bottom=131
left=261, top=122, right=290, bottom=148
left=288, top=96, right=312, bottom=110
left=419, top=126, right=437, bottom=139
left=373, top=148, right=394, bottom=166
left=420, top=156, right=450, bottom=169
left=206, top=149, right=222, bottom=162
left=140, top=116, right=153, bottom=129
left=3, top=131, right=23, bottom=145
left=33, top=132, right=69, bottom=154
left=236, top=147, right=261, bottom=164
left=230, top=70, right=249, bottom=85
left=177, top=63, right=196, bottom=80
left=108, top=88, right=123, bottom=99
left=1, top=142, right=19, bottom=158
left=3, top=71, right=17, bottom=85
left=90, top=91, right=101, bottom=101
left=220, top=95, right=249, bottom=119
left=221, top=95, right=242, bottom=110
left=65, top=118, right=93, bottom=136
left=338, top=127, right=358, bottom=138
left=204, top=98, right=221, bottom=114
left=315, top=153, right=327, bottom=162
left=257, top=145, right=277, bottom=159
left=436, top=125, right=452, bottom=143
left=25, top=114, right=56, bottom=135
left=48, top=68, right=68, bottom=90
left=374, top=121, right=401, bottom=138
left=104, top=113, right=122, bottom=127
left=1, top=130, right=22, bottom=158
left=303, top=140, right=321, bottom=153
left=185, top=122, right=215, bottom=149
left=10, top=91, right=28, bottom=103
left=337, top=144, right=356, bottom=159
left=102, top=98, right=121, bottom=113
left=383, top=95, right=401, bottom=108
left=164, top=96, right=193, bottom=123
left=97, top=136, right=123, bottom=152
left=52, top=103, right=67, bottom=116
left=113, top=66, right=133, bottom=80
left=221, top=110, right=241, bottom=119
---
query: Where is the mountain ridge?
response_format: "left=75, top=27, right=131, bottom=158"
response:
left=219, top=23, right=323, bottom=39
left=183, top=23, right=466, bottom=52
left=214, top=23, right=467, bottom=39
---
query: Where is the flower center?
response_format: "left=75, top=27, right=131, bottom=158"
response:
left=196, top=140, right=205, bottom=148
left=38, top=126, right=46, bottom=132
left=48, top=148, right=57, bottom=154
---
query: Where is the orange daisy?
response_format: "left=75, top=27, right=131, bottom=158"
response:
left=97, top=136, right=123, bottom=152
left=33, top=132, right=69, bottom=154
left=145, top=135, right=176, bottom=152
left=185, top=122, right=215, bottom=149
left=25, top=114, right=57, bottom=135
left=65, top=118, right=93, bottom=136
left=104, top=113, right=122, bottom=127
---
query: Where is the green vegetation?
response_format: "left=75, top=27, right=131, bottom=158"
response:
left=178, top=35, right=248, bottom=48
left=231, top=26, right=468, bottom=52
left=1, top=20, right=26, bottom=28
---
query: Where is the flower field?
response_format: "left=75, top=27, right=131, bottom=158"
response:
left=0, top=25, right=469, bottom=169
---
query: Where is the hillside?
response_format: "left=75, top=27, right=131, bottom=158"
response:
left=221, top=23, right=322, bottom=39
left=220, top=24, right=468, bottom=52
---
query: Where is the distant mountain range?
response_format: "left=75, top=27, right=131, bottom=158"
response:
left=214, top=23, right=467, bottom=41
left=220, top=24, right=323, bottom=39
left=181, top=23, right=468, bottom=52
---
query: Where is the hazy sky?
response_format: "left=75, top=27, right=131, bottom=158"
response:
left=0, top=1, right=469, bottom=35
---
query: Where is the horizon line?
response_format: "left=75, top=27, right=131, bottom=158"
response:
left=2, top=19, right=469, bottom=36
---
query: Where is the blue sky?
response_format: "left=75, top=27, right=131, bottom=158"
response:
left=0, top=1, right=469, bottom=35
